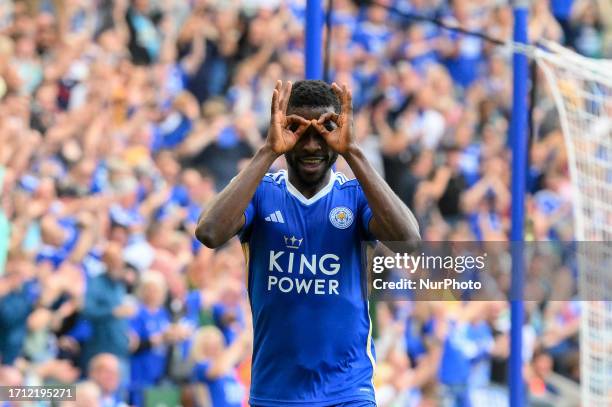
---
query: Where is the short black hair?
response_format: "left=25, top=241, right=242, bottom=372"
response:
left=288, top=80, right=341, bottom=113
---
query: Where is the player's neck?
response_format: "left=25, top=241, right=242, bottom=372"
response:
left=287, top=170, right=332, bottom=199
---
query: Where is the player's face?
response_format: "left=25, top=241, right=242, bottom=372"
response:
left=285, top=106, right=338, bottom=186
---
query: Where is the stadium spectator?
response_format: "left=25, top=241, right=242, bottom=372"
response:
left=81, top=243, right=135, bottom=390
left=60, top=381, right=102, bottom=407
left=190, top=326, right=251, bottom=407
left=0, top=253, right=39, bottom=365
left=88, top=353, right=127, bottom=407
left=129, top=270, right=172, bottom=406
left=0, top=365, right=25, bottom=407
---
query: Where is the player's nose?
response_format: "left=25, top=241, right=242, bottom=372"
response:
left=301, top=132, right=324, bottom=153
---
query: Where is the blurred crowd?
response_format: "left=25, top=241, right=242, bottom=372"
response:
left=1, top=0, right=609, bottom=406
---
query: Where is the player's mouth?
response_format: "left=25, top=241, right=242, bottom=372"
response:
left=298, top=156, right=327, bottom=171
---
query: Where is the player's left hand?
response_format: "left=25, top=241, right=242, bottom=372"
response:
left=311, top=83, right=356, bottom=155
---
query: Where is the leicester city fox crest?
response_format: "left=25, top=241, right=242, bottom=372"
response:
left=329, top=206, right=354, bottom=229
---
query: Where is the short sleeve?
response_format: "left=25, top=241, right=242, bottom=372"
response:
left=184, top=290, right=202, bottom=326
left=358, top=187, right=376, bottom=241
left=238, top=180, right=265, bottom=240
left=66, top=318, right=92, bottom=342
left=241, top=200, right=256, bottom=236
left=193, top=361, right=212, bottom=382
left=129, top=311, right=145, bottom=339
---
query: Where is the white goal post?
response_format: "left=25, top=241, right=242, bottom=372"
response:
left=534, top=41, right=612, bottom=407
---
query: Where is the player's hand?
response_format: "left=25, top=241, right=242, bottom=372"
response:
left=311, top=83, right=356, bottom=155
left=266, top=80, right=311, bottom=155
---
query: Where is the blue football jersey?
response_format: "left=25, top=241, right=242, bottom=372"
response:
left=239, top=170, right=377, bottom=406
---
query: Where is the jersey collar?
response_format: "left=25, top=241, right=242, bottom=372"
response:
left=285, top=170, right=336, bottom=206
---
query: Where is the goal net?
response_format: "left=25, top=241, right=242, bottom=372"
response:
left=535, top=41, right=612, bottom=407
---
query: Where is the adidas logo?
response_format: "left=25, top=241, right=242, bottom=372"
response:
left=265, top=210, right=285, bottom=223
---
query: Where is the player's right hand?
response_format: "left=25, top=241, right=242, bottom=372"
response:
left=266, top=80, right=311, bottom=155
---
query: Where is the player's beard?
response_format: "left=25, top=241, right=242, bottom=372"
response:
left=285, top=151, right=338, bottom=187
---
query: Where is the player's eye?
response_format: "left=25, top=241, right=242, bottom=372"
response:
left=323, top=121, right=336, bottom=131
left=288, top=123, right=300, bottom=132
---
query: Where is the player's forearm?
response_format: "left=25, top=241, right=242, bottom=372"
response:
left=343, top=145, right=420, bottom=242
left=195, top=145, right=278, bottom=248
